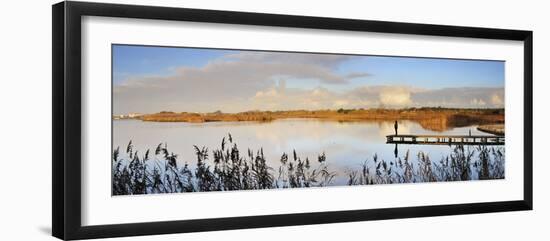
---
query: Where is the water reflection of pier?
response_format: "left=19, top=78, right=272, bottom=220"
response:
left=386, top=134, right=505, bottom=145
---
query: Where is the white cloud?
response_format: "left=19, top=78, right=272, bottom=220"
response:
left=470, top=98, right=487, bottom=106
left=491, top=93, right=504, bottom=105
left=410, top=87, right=504, bottom=108
left=114, top=52, right=370, bottom=114
left=248, top=85, right=504, bottom=111
left=379, top=87, right=413, bottom=107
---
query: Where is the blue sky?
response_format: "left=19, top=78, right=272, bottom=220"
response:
left=113, top=45, right=233, bottom=84
left=113, top=45, right=503, bottom=89
left=337, top=56, right=503, bottom=89
left=112, top=45, right=505, bottom=114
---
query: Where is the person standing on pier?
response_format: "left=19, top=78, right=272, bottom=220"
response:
left=394, top=121, right=398, bottom=135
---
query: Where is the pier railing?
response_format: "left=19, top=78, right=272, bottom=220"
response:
left=386, top=134, right=504, bottom=145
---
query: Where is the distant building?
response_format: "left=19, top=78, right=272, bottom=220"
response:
left=113, top=113, right=142, bottom=119
left=128, top=113, right=142, bottom=118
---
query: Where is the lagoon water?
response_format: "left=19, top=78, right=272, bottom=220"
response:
left=113, top=119, right=488, bottom=185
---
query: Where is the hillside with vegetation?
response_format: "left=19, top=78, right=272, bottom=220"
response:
left=134, top=108, right=504, bottom=131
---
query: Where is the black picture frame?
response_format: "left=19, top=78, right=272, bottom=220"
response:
left=52, top=1, right=533, bottom=240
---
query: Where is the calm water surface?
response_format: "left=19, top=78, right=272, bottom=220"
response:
left=113, top=119, right=488, bottom=185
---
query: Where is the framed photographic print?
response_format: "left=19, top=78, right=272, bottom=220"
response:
left=52, top=1, right=533, bottom=240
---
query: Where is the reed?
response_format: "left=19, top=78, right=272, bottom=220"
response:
left=112, top=134, right=505, bottom=195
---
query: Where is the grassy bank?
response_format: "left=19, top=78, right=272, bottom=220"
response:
left=477, top=124, right=505, bottom=135
left=112, top=134, right=505, bottom=195
left=136, top=108, right=504, bottom=131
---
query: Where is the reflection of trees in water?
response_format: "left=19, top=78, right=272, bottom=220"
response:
left=418, top=113, right=504, bottom=132
left=112, top=134, right=505, bottom=195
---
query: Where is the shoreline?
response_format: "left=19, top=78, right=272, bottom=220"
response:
left=119, top=108, right=505, bottom=132
left=477, top=124, right=505, bottom=136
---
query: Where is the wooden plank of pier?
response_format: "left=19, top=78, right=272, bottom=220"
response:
left=386, top=134, right=504, bottom=145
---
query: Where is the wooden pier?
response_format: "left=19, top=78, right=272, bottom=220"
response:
left=386, top=134, right=504, bottom=145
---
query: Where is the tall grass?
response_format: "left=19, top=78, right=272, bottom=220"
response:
left=112, top=134, right=505, bottom=195
left=346, top=145, right=505, bottom=186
